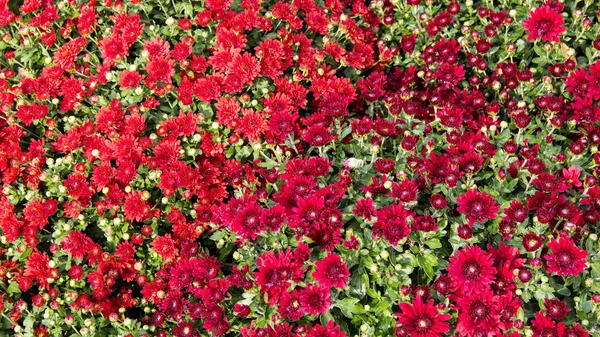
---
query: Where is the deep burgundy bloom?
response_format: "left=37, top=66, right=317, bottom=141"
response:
left=545, top=236, right=588, bottom=276
left=523, top=6, right=566, bottom=42
left=312, top=254, right=350, bottom=289
left=456, top=188, right=500, bottom=226
left=394, top=296, right=451, bottom=337
left=447, top=245, right=497, bottom=294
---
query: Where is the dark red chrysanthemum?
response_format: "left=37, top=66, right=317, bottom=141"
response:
left=374, top=203, right=416, bottom=246
left=531, top=311, right=565, bottom=337
left=456, top=289, right=500, bottom=337
left=254, top=250, right=304, bottom=305
left=61, top=230, right=94, bottom=260
left=394, top=296, right=451, bottom=337
left=456, top=188, right=500, bottom=226
left=305, top=321, right=347, bottom=337
left=312, top=254, right=350, bottom=289
left=24, top=252, right=58, bottom=289
left=447, top=245, right=496, bottom=294
left=522, top=6, right=566, bottom=42
left=544, top=298, right=570, bottom=320
left=545, top=236, right=588, bottom=276
left=151, top=234, right=179, bottom=262
left=299, top=284, right=331, bottom=316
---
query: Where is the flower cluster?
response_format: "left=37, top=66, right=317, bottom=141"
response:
left=0, top=0, right=600, bottom=336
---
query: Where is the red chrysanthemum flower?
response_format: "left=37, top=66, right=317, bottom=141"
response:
left=237, top=109, right=266, bottom=143
left=119, top=70, right=143, bottom=89
left=277, top=290, right=303, bottom=321
left=531, top=311, right=565, bottom=337
left=456, top=289, right=500, bottom=337
left=230, top=201, right=265, bottom=241
left=124, top=191, right=158, bottom=223
left=152, top=234, right=179, bottom=262
left=545, top=235, right=588, bottom=276
left=306, top=321, right=347, bottom=337
left=61, top=230, right=94, bottom=260
left=544, top=298, right=570, bottom=320
left=312, top=254, right=350, bottom=289
left=144, top=36, right=171, bottom=59
left=447, top=245, right=497, bottom=294
left=254, top=249, right=304, bottom=305
left=146, top=57, right=175, bottom=84
left=374, top=203, right=416, bottom=246
left=299, top=284, right=331, bottom=316
left=24, top=252, right=58, bottom=290
left=522, top=6, right=566, bottom=42
left=302, top=124, right=335, bottom=147
left=394, top=296, right=451, bottom=337
left=456, top=188, right=500, bottom=226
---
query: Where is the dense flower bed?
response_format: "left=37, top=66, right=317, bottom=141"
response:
left=1, top=0, right=600, bottom=336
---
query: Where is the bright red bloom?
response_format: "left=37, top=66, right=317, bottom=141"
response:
left=545, top=236, right=588, bottom=276
left=312, top=254, right=350, bottom=289
left=395, top=296, right=451, bottom=337
left=456, top=189, right=500, bottom=226
left=523, top=6, right=566, bottom=42
left=299, top=284, right=331, bottom=316
left=61, top=231, right=94, bottom=260
left=152, top=234, right=179, bottom=262
left=24, top=252, right=58, bottom=290
left=124, top=191, right=158, bottom=223
left=277, top=290, right=303, bottom=320
left=447, top=245, right=497, bottom=294
left=15, top=103, right=49, bottom=126
left=119, top=70, right=143, bottom=88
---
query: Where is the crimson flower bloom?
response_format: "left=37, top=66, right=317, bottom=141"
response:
left=531, top=311, right=565, bottom=337
left=545, top=236, right=588, bottom=276
left=312, top=254, right=350, bottom=289
left=394, top=296, right=451, bottom=337
left=254, top=249, right=305, bottom=305
left=456, top=189, right=500, bottom=226
left=455, top=289, right=500, bottom=337
left=447, top=245, right=497, bottom=294
left=523, top=6, right=566, bottom=42
left=299, top=284, right=331, bottom=316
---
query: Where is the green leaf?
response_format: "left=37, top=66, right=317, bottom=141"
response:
left=424, top=238, right=442, bottom=249
left=417, top=254, right=435, bottom=281
left=7, top=281, right=21, bottom=296
left=334, top=297, right=361, bottom=318
left=350, top=269, right=368, bottom=298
